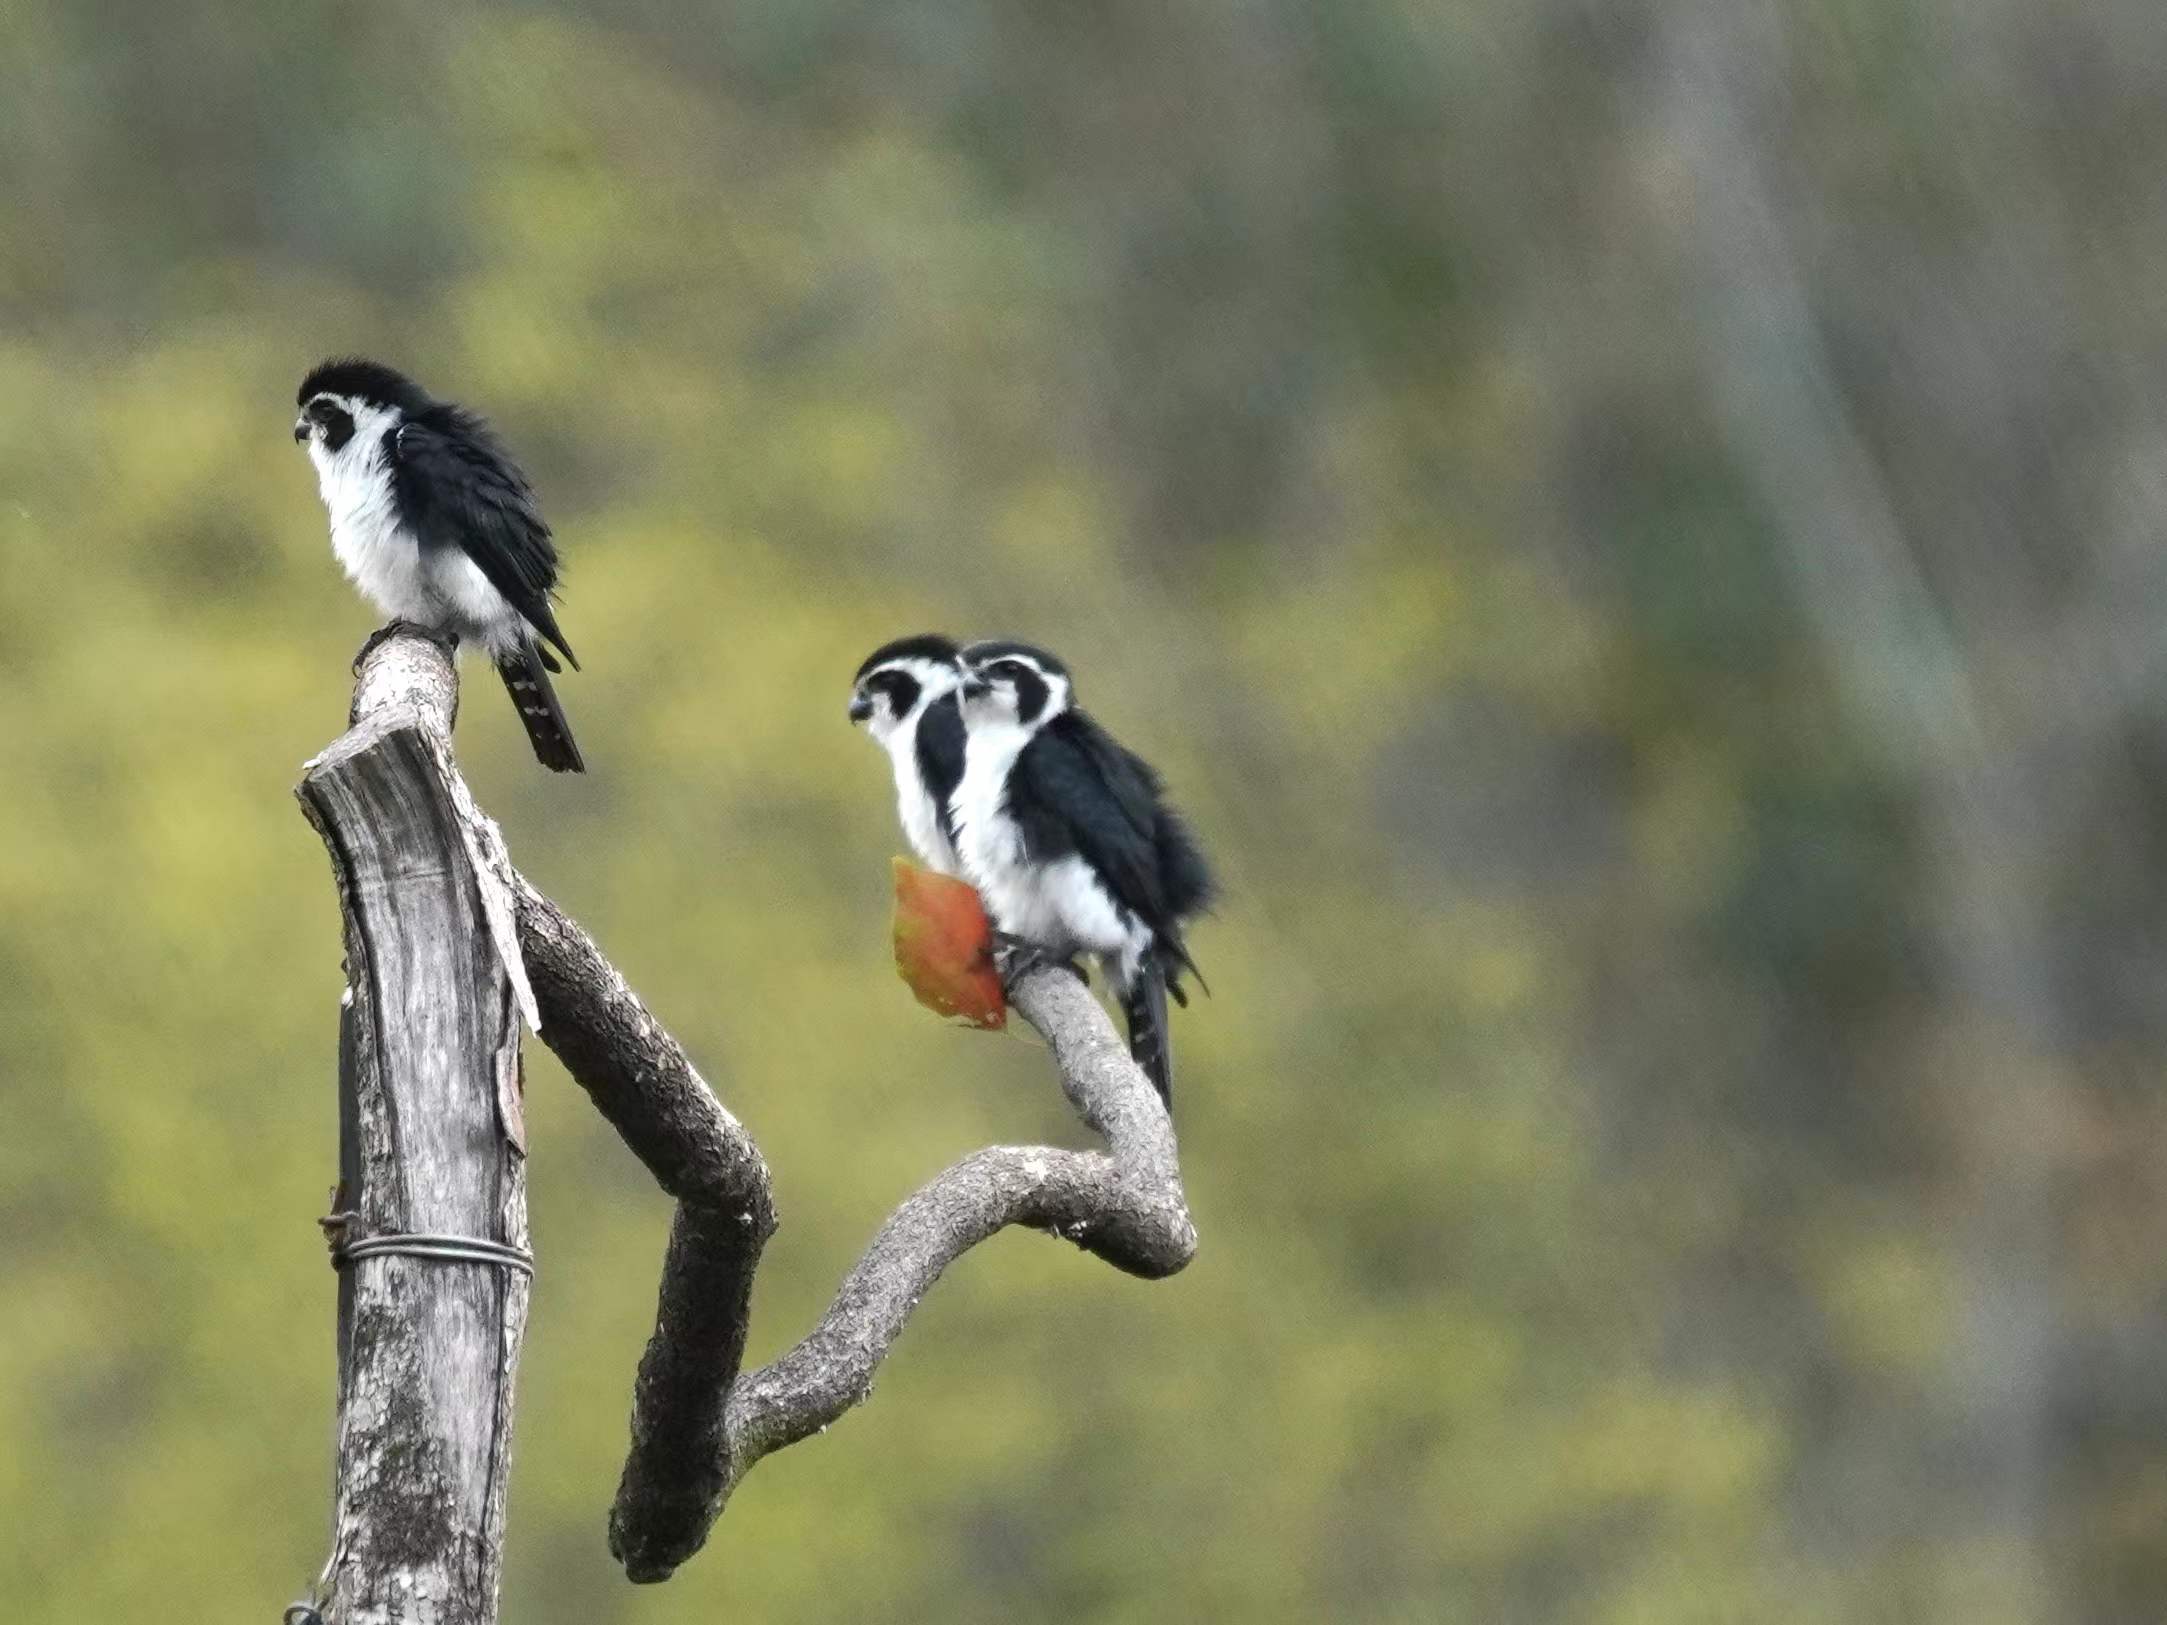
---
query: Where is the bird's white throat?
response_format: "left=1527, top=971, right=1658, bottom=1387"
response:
left=312, top=400, right=417, bottom=623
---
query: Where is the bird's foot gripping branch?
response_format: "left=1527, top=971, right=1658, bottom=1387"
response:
left=293, top=628, right=1197, bottom=1617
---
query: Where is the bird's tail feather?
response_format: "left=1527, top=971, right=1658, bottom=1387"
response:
left=497, top=643, right=585, bottom=773
left=1158, top=926, right=1208, bottom=1001
left=1121, top=959, right=1174, bottom=1108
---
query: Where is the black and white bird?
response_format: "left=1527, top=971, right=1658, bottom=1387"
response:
left=952, top=640, right=1213, bottom=1105
left=847, top=634, right=968, bottom=874
left=293, top=358, right=586, bottom=772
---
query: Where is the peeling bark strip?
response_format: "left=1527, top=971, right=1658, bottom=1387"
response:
left=296, top=631, right=1197, bottom=1604
left=297, top=636, right=530, bottom=1625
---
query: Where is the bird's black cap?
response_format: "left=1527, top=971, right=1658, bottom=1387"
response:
left=958, top=639, right=1069, bottom=679
left=298, top=357, right=435, bottom=414
left=853, top=633, right=961, bottom=684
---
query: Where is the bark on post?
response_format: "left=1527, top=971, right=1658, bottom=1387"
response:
left=296, top=637, right=531, bottom=1625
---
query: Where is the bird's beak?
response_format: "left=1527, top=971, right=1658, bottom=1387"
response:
left=292, top=416, right=310, bottom=444
left=847, top=694, right=874, bottom=724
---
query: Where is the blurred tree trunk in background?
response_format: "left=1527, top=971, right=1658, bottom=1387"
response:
left=1657, top=7, right=2059, bottom=1608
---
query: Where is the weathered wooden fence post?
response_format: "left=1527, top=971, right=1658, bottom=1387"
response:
left=295, top=639, right=531, bottom=1625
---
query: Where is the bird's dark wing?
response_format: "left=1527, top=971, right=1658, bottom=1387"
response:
left=391, top=410, right=579, bottom=669
left=1152, top=799, right=1215, bottom=925
left=1013, top=712, right=1206, bottom=986
left=915, top=691, right=967, bottom=848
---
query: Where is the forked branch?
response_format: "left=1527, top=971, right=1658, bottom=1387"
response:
left=323, top=631, right=1197, bottom=1591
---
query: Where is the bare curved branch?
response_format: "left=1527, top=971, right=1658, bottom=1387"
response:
left=509, top=876, right=776, bottom=1576
left=709, top=965, right=1195, bottom=1541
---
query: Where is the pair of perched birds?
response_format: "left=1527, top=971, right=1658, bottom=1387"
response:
left=293, top=359, right=1213, bottom=1105
left=846, top=634, right=1213, bottom=1100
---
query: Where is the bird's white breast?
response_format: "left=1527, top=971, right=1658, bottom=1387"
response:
left=954, top=716, right=1030, bottom=905
left=312, top=405, right=431, bottom=624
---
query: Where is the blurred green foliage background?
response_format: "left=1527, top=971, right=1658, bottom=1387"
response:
left=6, top=2, right=2167, bottom=1619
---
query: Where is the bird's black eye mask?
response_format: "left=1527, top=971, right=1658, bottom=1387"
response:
left=871, top=669, right=922, bottom=715
left=307, top=397, right=356, bottom=453
left=990, top=661, right=1051, bottom=724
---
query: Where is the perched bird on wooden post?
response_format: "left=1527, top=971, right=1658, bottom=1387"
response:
left=293, top=357, right=586, bottom=772
left=951, top=640, right=1213, bottom=1105
left=847, top=633, right=969, bottom=875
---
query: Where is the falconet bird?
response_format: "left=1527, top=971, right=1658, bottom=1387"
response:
left=847, top=634, right=968, bottom=874
left=293, top=357, right=586, bottom=772
left=952, top=640, right=1213, bottom=1105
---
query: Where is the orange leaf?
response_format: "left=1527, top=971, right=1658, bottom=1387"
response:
left=891, top=858, right=1007, bottom=1029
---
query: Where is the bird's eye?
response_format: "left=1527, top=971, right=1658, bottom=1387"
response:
left=311, top=401, right=357, bottom=453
